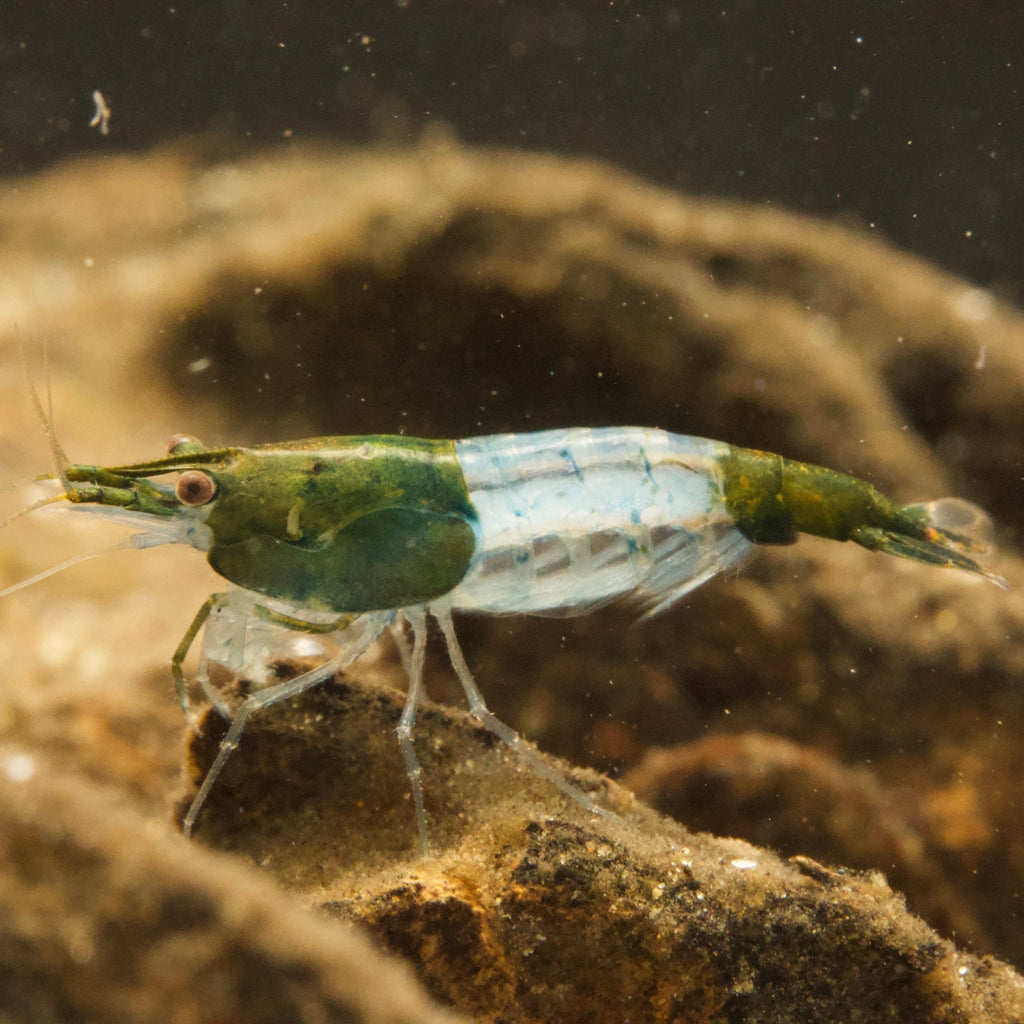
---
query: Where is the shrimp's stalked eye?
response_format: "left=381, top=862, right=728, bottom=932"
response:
left=175, top=470, right=217, bottom=506
left=167, top=434, right=205, bottom=456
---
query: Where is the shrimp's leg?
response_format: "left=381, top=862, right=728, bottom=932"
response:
left=394, top=607, right=432, bottom=856
left=432, top=606, right=617, bottom=823
left=175, top=592, right=339, bottom=726
left=389, top=611, right=415, bottom=678
left=193, top=644, right=231, bottom=721
left=171, top=594, right=218, bottom=726
left=182, top=610, right=392, bottom=838
left=174, top=591, right=268, bottom=726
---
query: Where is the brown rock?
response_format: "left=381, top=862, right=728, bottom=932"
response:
left=1, top=140, right=1022, bottom=1020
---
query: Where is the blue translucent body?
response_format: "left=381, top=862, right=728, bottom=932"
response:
left=449, top=427, right=753, bottom=617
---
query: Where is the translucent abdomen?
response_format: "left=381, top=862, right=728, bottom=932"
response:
left=448, top=428, right=753, bottom=617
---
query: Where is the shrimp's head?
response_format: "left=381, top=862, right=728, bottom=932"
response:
left=58, top=435, right=224, bottom=550
left=64, top=434, right=479, bottom=614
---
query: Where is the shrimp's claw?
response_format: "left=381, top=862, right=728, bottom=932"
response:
left=851, top=497, right=1009, bottom=590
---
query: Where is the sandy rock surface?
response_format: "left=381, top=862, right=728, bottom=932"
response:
left=1, top=141, right=1022, bottom=1022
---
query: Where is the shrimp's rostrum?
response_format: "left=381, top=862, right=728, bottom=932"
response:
left=4, top=425, right=1006, bottom=854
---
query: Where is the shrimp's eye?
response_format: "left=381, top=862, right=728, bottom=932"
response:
left=167, top=434, right=204, bottom=456
left=175, top=470, right=217, bottom=506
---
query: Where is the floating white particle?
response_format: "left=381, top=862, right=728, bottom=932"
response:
left=89, top=90, right=111, bottom=136
left=730, top=858, right=758, bottom=870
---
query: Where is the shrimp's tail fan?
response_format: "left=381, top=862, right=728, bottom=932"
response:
left=854, top=498, right=1008, bottom=589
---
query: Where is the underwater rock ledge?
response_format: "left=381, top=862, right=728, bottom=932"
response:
left=180, top=675, right=1024, bottom=1024
left=0, top=139, right=1022, bottom=1021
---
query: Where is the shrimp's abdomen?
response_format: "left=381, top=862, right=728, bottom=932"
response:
left=449, top=428, right=752, bottom=617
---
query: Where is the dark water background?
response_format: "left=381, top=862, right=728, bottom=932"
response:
left=1, top=2, right=1021, bottom=295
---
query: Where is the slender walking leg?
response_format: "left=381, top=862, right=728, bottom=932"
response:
left=433, top=606, right=615, bottom=820
left=394, top=607, right=432, bottom=855
left=182, top=611, right=390, bottom=837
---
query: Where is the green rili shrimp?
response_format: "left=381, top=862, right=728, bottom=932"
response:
left=3, top=422, right=1006, bottom=853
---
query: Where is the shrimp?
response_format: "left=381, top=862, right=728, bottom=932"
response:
left=2, top=425, right=1006, bottom=855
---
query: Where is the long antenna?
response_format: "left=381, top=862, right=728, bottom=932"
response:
left=0, top=491, right=67, bottom=531
left=0, top=536, right=134, bottom=599
left=21, top=337, right=71, bottom=492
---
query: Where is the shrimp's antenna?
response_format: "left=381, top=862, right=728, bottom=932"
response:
left=20, top=338, right=71, bottom=491
left=0, top=536, right=135, bottom=599
left=0, top=490, right=67, bottom=531
left=44, top=342, right=69, bottom=472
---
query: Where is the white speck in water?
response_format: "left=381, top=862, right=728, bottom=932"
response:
left=3, top=752, right=37, bottom=783
left=730, top=858, right=758, bottom=870
left=89, top=89, right=111, bottom=135
left=188, top=356, right=213, bottom=374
